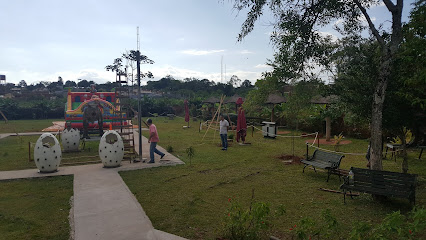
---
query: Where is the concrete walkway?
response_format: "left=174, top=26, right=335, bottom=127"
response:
left=0, top=132, right=187, bottom=240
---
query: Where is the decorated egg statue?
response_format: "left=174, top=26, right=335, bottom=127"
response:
left=61, top=128, right=80, bottom=152
left=34, top=133, right=62, bottom=173
left=99, top=130, right=124, bottom=168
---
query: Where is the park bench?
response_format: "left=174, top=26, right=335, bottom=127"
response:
left=340, top=167, right=417, bottom=205
left=301, top=147, right=345, bottom=182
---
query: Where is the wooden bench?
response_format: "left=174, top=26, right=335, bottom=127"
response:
left=301, top=146, right=345, bottom=182
left=340, top=167, right=417, bottom=205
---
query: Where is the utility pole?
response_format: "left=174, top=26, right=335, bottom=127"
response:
left=137, top=50, right=143, bottom=162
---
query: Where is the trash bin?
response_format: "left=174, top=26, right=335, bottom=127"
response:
left=262, top=121, right=276, bottom=138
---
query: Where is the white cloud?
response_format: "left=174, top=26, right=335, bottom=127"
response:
left=254, top=64, right=271, bottom=69
left=180, top=49, right=225, bottom=56
left=371, top=1, right=385, bottom=8
left=317, top=31, right=339, bottom=42
left=359, top=15, right=376, bottom=24
left=334, top=19, right=344, bottom=26
left=240, top=50, right=254, bottom=54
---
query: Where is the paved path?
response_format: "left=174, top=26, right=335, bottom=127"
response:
left=0, top=132, right=186, bottom=240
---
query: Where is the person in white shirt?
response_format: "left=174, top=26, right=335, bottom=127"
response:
left=219, top=115, right=229, bottom=150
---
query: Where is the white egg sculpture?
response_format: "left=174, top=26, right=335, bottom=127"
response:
left=61, top=128, right=80, bottom=152
left=99, top=130, right=124, bottom=168
left=34, top=133, right=62, bottom=173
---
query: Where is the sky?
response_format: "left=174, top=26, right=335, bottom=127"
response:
left=0, top=0, right=417, bottom=86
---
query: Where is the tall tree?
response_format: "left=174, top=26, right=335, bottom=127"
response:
left=232, top=0, right=405, bottom=171
left=18, top=80, right=27, bottom=88
left=64, top=80, right=77, bottom=87
left=77, top=79, right=90, bottom=88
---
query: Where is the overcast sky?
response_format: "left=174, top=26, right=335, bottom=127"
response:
left=0, top=0, right=416, bottom=85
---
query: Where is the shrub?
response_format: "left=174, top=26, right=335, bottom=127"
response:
left=223, top=195, right=271, bottom=240
left=166, top=145, right=173, bottom=153
left=228, top=133, right=234, bottom=140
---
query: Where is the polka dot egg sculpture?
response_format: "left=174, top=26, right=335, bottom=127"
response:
left=99, top=130, right=124, bottom=168
left=34, top=133, right=62, bottom=173
left=61, top=128, right=80, bottom=152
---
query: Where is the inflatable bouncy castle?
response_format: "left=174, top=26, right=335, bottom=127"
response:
left=65, top=88, right=127, bottom=130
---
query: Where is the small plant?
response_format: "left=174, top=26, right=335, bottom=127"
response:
left=186, top=146, right=194, bottom=165
left=333, top=133, right=344, bottom=151
left=291, top=209, right=340, bottom=240
left=166, top=145, right=174, bottom=153
left=390, top=127, right=414, bottom=145
left=223, top=193, right=271, bottom=240
left=349, top=207, right=426, bottom=240
left=228, top=133, right=234, bottom=140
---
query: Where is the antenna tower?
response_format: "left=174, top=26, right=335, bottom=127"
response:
left=221, top=56, right=223, bottom=83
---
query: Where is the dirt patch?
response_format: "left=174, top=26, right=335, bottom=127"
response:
left=164, top=174, right=189, bottom=182
left=277, top=131, right=291, bottom=135
left=42, top=121, right=66, bottom=132
left=276, top=154, right=303, bottom=165
left=305, top=138, right=352, bottom=145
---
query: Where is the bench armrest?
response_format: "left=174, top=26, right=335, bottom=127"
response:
left=330, top=162, right=340, bottom=168
left=342, top=175, right=349, bottom=185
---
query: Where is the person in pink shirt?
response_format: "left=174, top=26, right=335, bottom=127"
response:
left=147, top=118, right=165, bottom=163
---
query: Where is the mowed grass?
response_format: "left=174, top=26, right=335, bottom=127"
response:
left=0, top=119, right=63, bottom=134
left=0, top=135, right=100, bottom=171
left=121, top=117, right=426, bottom=239
left=0, top=176, right=73, bottom=240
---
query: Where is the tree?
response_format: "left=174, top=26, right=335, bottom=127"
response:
left=232, top=0, right=405, bottom=171
left=281, top=80, right=321, bottom=130
left=77, top=79, right=90, bottom=88
left=331, top=1, right=425, bottom=173
left=18, top=80, right=27, bottom=88
left=241, top=79, right=252, bottom=88
left=57, top=76, right=63, bottom=86
left=228, top=75, right=241, bottom=87
left=64, top=80, right=77, bottom=87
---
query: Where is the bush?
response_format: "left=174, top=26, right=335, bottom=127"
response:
left=166, top=145, right=173, bottom=153
left=223, top=197, right=271, bottom=240
left=228, top=133, right=234, bottom=140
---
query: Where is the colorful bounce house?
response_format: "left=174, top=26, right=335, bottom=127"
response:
left=65, top=88, right=127, bottom=130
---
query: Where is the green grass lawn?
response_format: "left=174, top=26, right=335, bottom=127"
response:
left=0, top=176, right=73, bottom=240
left=0, top=135, right=100, bottom=171
left=121, top=117, right=426, bottom=239
left=0, top=119, right=63, bottom=134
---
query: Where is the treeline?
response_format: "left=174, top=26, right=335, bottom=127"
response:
left=0, top=98, right=65, bottom=120
left=0, top=75, right=253, bottom=120
left=143, top=75, right=254, bottom=98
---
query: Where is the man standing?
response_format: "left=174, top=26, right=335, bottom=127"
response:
left=219, top=115, right=229, bottom=151
left=147, top=118, right=165, bottom=163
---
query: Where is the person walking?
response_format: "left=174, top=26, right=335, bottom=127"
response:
left=219, top=115, right=229, bottom=151
left=147, top=118, right=165, bottom=163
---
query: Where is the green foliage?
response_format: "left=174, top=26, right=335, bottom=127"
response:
left=166, top=145, right=174, bottom=153
left=0, top=97, right=65, bottom=120
left=228, top=133, right=234, bottom=140
left=186, top=146, right=195, bottom=165
left=390, top=128, right=414, bottom=145
left=349, top=208, right=426, bottom=240
left=291, top=209, right=340, bottom=240
left=243, top=75, right=283, bottom=118
left=396, top=0, right=426, bottom=110
left=333, top=133, right=344, bottom=151
left=279, top=80, right=322, bottom=129
left=223, top=197, right=271, bottom=240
